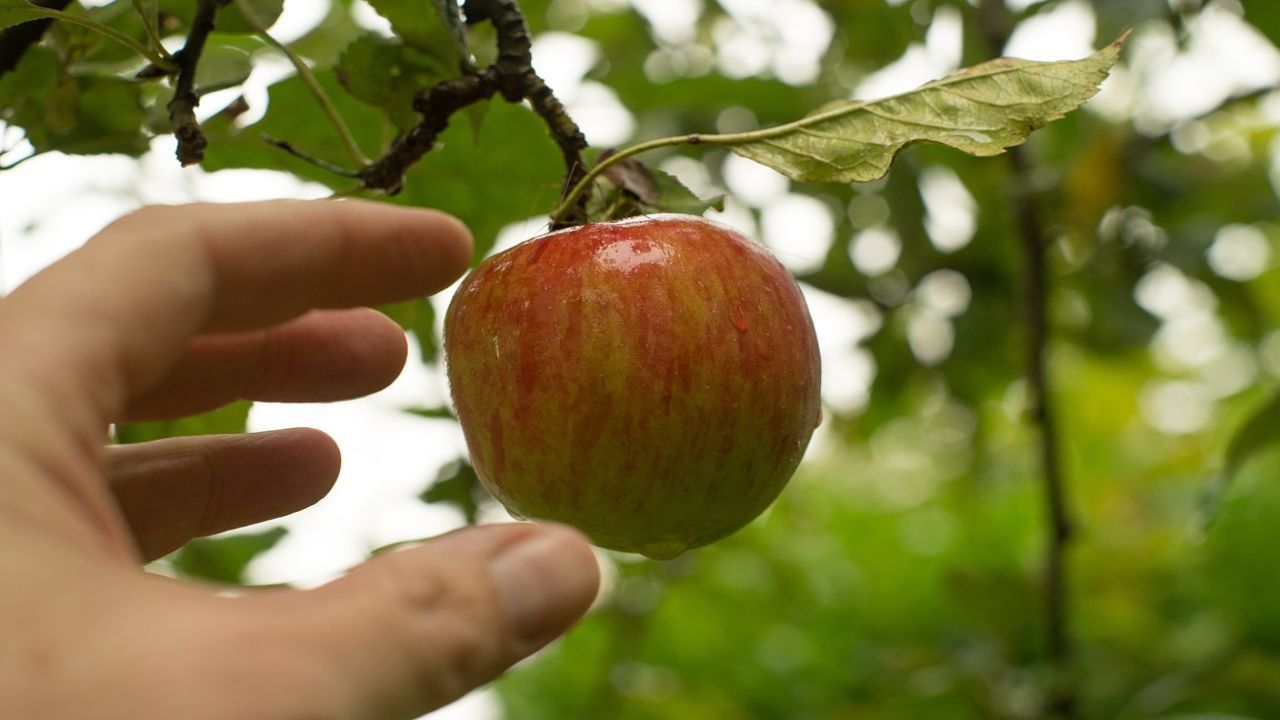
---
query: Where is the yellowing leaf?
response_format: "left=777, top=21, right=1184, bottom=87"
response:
left=726, top=33, right=1128, bottom=184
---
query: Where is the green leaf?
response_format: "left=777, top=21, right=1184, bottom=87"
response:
left=203, top=69, right=383, bottom=178
left=169, top=526, right=288, bottom=584
left=77, top=0, right=153, bottom=66
left=2, top=0, right=159, bottom=65
left=429, top=0, right=469, bottom=67
left=587, top=161, right=722, bottom=222
left=156, top=0, right=283, bottom=34
left=404, top=406, right=455, bottom=420
left=1245, top=4, right=1280, bottom=48
left=1223, top=393, right=1280, bottom=482
left=16, top=74, right=150, bottom=156
left=1204, top=447, right=1280, bottom=650
left=595, top=152, right=723, bottom=218
left=463, top=99, right=488, bottom=138
left=219, top=0, right=283, bottom=33
left=115, top=401, right=253, bottom=444
left=0, top=45, right=58, bottom=124
left=420, top=459, right=485, bottom=524
left=1202, top=391, right=1280, bottom=524
left=725, top=33, right=1127, bottom=184
left=378, top=297, right=439, bottom=363
left=336, top=33, right=452, bottom=130
left=365, top=0, right=465, bottom=69
left=646, top=167, right=723, bottom=214
left=0, top=0, right=45, bottom=31
left=194, top=33, right=259, bottom=94
left=285, top=0, right=365, bottom=67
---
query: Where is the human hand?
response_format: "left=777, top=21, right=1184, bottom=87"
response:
left=0, top=200, right=600, bottom=719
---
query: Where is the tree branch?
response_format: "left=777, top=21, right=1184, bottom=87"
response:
left=1011, top=142, right=1075, bottom=674
left=0, top=0, right=72, bottom=78
left=480, top=0, right=588, bottom=225
left=360, top=68, right=500, bottom=193
left=362, top=0, right=590, bottom=225
left=168, top=0, right=229, bottom=166
left=976, top=1, right=1076, bottom=717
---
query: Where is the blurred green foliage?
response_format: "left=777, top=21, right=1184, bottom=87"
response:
left=168, top=525, right=289, bottom=584
left=5, top=0, right=1280, bottom=717
left=115, top=400, right=252, bottom=444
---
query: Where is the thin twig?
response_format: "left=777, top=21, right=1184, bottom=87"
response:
left=168, top=0, right=228, bottom=166
left=233, top=0, right=370, bottom=168
left=264, top=136, right=361, bottom=177
left=130, top=0, right=173, bottom=65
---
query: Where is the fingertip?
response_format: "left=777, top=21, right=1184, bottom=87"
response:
left=338, top=201, right=474, bottom=297
left=258, top=427, right=342, bottom=505
left=419, top=209, right=475, bottom=286
left=338, top=307, right=409, bottom=395
left=107, top=428, right=344, bottom=559
left=346, top=200, right=473, bottom=274
left=488, top=523, right=601, bottom=651
left=438, top=210, right=475, bottom=262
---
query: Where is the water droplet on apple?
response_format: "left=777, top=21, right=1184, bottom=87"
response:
left=731, top=309, right=749, bottom=333
left=640, top=540, right=687, bottom=560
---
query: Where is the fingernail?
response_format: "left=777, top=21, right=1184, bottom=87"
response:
left=490, top=527, right=600, bottom=646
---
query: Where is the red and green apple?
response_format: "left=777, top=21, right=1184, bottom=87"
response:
left=444, top=214, right=821, bottom=559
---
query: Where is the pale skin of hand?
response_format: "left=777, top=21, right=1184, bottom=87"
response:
left=0, top=200, right=600, bottom=720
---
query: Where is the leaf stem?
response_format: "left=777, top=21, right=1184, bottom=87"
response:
left=232, top=0, right=370, bottom=167
left=263, top=135, right=361, bottom=177
left=130, top=0, right=173, bottom=63
left=550, top=135, right=683, bottom=222
left=551, top=132, right=740, bottom=223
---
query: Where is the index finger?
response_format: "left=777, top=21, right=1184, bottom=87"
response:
left=0, top=199, right=472, bottom=425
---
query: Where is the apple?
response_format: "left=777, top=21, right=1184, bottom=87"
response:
left=443, top=214, right=821, bottom=559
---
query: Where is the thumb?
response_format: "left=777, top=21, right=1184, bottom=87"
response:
left=256, top=523, right=600, bottom=720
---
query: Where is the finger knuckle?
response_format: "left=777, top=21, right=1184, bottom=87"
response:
left=372, top=554, right=448, bottom=616
left=371, top=556, right=509, bottom=696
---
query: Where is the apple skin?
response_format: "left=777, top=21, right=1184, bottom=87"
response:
left=443, top=214, right=821, bottom=559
